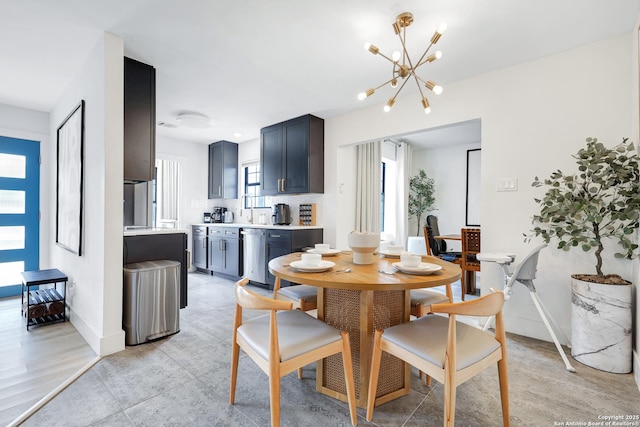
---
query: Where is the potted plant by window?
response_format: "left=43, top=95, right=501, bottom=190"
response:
left=408, top=169, right=437, bottom=236
left=529, top=137, right=640, bottom=373
left=406, top=169, right=437, bottom=254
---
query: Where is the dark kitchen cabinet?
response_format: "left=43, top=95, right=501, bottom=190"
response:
left=124, top=232, right=188, bottom=308
left=264, top=228, right=323, bottom=288
left=260, top=114, right=324, bottom=195
left=209, top=227, right=242, bottom=277
left=124, top=57, right=156, bottom=182
left=192, top=226, right=208, bottom=271
left=208, top=141, right=238, bottom=199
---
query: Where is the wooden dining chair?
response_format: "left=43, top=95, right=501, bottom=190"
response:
left=230, top=278, right=357, bottom=427
left=366, top=292, right=509, bottom=426
left=273, top=277, right=317, bottom=312
left=460, top=228, right=481, bottom=300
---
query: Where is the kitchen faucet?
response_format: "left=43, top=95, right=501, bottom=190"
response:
left=240, top=194, right=254, bottom=224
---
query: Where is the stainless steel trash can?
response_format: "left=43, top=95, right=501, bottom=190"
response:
left=123, top=260, right=180, bottom=345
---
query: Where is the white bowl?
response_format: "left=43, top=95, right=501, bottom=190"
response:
left=315, top=243, right=331, bottom=253
left=301, top=253, right=322, bottom=266
left=400, top=253, right=422, bottom=268
left=348, top=232, right=380, bottom=265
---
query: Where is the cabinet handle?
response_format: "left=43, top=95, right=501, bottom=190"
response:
left=218, top=186, right=221, bottom=196
left=202, top=239, right=206, bottom=249
left=281, top=178, right=285, bottom=192
left=277, top=179, right=281, bottom=192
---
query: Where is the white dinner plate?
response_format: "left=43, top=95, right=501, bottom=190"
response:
left=379, top=250, right=401, bottom=258
left=392, top=262, right=443, bottom=275
left=290, top=260, right=336, bottom=272
left=306, top=248, right=341, bottom=256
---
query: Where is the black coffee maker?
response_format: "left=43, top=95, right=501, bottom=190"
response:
left=211, top=207, right=227, bottom=223
left=272, top=204, right=291, bottom=225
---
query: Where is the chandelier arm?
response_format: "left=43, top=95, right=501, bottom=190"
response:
left=396, top=25, right=414, bottom=70
left=376, top=51, right=397, bottom=64
left=390, top=74, right=412, bottom=102
left=372, top=78, right=398, bottom=92
left=414, top=42, right=436, bottom=70
left=413, top=74, right=427, bottom=100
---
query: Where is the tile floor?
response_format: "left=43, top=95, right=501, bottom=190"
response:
left=18, top=272, right=640, bottom=426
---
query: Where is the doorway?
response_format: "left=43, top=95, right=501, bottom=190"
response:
left=0, top=136, right=40, bottom=297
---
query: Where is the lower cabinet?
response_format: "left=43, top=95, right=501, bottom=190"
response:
left=209, top=227, right=242, bottom=277
left=192, top=226, right=208, bottom=271
left=265, top=228, right=323, bottom=289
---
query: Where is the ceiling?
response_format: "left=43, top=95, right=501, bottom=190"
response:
left=1, top=0, right=638, bottom=148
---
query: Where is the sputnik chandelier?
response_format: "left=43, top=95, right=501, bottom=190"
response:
left=358, top=12, right=446, bottom=114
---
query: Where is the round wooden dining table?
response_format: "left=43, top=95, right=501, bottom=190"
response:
left=268, top=251, right=461, bottom=408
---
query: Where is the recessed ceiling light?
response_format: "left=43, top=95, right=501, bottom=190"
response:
left=233, top=132, right=242, bottom=138
left=176, top=112, right=212, bottom=129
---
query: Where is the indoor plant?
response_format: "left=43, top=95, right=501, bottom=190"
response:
left=528, top=137, right=640, bottom=372
left=408, top=169, right=437, bottom=236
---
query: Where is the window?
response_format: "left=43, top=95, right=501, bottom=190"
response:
left=244, top=163, right=269, bottom=208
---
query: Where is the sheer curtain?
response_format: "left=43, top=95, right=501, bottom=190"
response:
left=395, top=142, right=412, bottom=247
left=157, top=159, right=181, bottom=227
left=355, top=141, right=381, bottom=232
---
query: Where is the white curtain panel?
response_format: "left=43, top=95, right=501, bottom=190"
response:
left=355, top=141, right=381, bottom=233
left=158, top=159, right=181, bottom=222
left=395, top=142, right=412, bottom=247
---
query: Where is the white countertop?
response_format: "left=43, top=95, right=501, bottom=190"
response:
left=192, top=223, right=322, bottom=230
left=123, top=227, right=188, bottom=236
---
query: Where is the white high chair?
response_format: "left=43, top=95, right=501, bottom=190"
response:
left=477, top=244, right=576, bottom=372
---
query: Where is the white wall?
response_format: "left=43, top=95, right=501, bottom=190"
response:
left=326, top=33, right=635, bottom=348
left=0, top=104, right=51, bottom=264
left=49, top=33, right=125, bottom=356
left=412, top=142, right=481, bottom=249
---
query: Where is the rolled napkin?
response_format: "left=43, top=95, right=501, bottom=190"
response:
left=47, top=301, right=65, bottom=316
left=29, top=303, right=47, bottom=319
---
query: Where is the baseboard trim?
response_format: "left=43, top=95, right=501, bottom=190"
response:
left=68, top=306, right=125, bottom=356
left=633, top=349, right=639, bottom=391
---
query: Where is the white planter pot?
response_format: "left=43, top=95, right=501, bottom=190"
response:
left=570, top=276, right=632, bottom=373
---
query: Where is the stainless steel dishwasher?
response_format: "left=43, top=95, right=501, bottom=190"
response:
left=241, top=228, right=266, bottom=284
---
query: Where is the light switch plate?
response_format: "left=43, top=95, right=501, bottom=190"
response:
left=496, top=178, right=518, bottom=192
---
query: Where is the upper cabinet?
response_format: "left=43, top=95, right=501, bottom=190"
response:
left=260, top=114, right=324, bottom=195
left=124, top=57, right=156, bottom=182
left=208, top=140, right=238, bottom=199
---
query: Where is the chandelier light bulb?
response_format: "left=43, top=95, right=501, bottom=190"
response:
left=424, top=107, right=432, bottom=114
left=357, top=92, right=367, bottom=101
left=365, top=43, right=379, bottom=55
left=384, top=99, right=395, bottom=112
left=392, top=50, right=401, bottom=62
left=425, top=80, right=443, bottom=95
left=391, top=78, right=398, bottom=88
left=422, top=97, right=431, bottom=114
left=438, top=23, right=448, bottom=34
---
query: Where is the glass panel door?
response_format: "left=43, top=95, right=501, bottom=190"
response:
left=0, top=136, right=40, bottom=297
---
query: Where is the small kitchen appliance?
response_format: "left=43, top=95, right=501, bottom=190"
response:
left=224, top=211, right=234, bottom=223
left=203, top=212, right=212, bottom=223
left=211, top=207, right=227, bottom=223
left=272, top=203, right=291, bottom=225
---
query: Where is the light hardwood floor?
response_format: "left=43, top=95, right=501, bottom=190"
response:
left=0, top=295, right=96, bottom=426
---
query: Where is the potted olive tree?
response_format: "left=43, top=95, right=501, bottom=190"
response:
left=408, top=169, right=437, bottom=236
left=529, top=137, right=640, bottom=373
